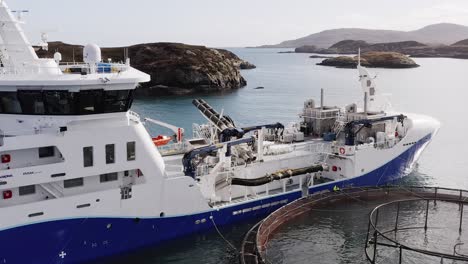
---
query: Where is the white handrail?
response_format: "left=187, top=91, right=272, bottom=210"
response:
left=0, top=62, right=129, bottom=76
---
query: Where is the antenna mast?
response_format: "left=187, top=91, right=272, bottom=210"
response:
left=358, top=47, right=361, bottom=66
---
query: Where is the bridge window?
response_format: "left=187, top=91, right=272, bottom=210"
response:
left=104, top=90, right=132, bottom=113
left=64, top=178, right=84, bottom=188
left=39, top=146, right=55, bottom=158
left=44, top=91, right=76, bottom=115
left=19, top=185, right=36, bottom=196
left=0, top=92, right=21, bottom=114
left=17, top=90, right=45, bottom=115
left=0, top=90, right=134, bottom=115
left=78, top=90, right=104, bottom=114
left=100, top=172, right=118, bottom=183
left=105, top=144, right=115, bottom=164
left=127, top=142, right=135, bottom=161
left=83, top=146, right=93, bottom=167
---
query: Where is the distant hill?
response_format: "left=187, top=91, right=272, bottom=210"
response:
left=452, top=39, right=468, bottom=46
left=259, top=23, right=468, bottom=48
left=327, top=40, right=427, bottom=54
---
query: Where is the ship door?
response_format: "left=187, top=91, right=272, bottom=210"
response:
left=120, top=170, right=135, bottom=200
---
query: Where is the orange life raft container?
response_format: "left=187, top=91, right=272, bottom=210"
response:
left=152, top=135, right=172, bottom=147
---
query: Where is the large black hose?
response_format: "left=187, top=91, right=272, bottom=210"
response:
left=231, top=165, right=324, bottom=187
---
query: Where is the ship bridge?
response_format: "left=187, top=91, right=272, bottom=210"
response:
left=0, top=0, right=150, bottom=138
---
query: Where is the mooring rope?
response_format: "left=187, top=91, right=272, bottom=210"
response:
left=209, top=215, right=238, bottom=253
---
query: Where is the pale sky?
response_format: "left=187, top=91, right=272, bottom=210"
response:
left=7, top=0, right=468, bottom=47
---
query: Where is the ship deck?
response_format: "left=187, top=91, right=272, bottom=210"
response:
left=161, top=137, right=331, bottom=178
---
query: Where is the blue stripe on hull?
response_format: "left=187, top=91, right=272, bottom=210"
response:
left=0, top=134, right=432, bottom=264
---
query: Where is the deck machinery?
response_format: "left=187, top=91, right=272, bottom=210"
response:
left=178, top=87, right=419, bottom=206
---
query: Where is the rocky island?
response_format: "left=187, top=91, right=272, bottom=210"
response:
left=294, top=39, right=468, bottom=59
left=317, top=52, right=419, bottom=68
left=37, top=42, right=255, bottom=96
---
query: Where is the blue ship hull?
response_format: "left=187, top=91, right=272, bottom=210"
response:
left=0, top=134, right=432, bottom=264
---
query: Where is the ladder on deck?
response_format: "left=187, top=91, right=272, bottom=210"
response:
left=333, top=121, right=346, bottom=136
left=40, top=182, right=64, bottom=198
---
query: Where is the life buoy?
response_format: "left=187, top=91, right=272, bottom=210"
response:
left=339, top=147, right=346, bottom=155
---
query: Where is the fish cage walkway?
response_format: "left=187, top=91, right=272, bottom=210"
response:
left=239, top=186, right=468, bottom=264
left=365, top=196, right=468, bottom=263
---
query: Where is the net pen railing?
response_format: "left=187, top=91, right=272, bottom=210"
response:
left=365, top=192, right=468, bottom=263
left=240, top=185, right=468, bottom=264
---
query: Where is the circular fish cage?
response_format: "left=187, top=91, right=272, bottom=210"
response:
left=365, top=197, right=468, bottom=263
left=239, top=186, right=468, bottom=264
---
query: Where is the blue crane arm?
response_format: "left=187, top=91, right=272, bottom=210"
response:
left=183, top=137, right=255, bottom=177
left=220, top=122, right=284, bottom=142
left=344, top=114, right=406, bottom=146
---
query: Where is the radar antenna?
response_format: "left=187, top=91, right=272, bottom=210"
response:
left=38, top=29, right=58, bottom=51
left=39, top=32, right=48, bottom=51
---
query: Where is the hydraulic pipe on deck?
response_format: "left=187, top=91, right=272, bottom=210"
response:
left=192, top=99, right=235, bottom=131
left=230, top=164, right=326, bottom=187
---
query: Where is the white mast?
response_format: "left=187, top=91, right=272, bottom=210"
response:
left=0, top=1, right=38, bottom=68
left=357, top=48, right=378, bottom=112
left=358, top=47, right=361, bottom=66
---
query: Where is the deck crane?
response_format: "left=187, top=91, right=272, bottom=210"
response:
left=144, top=117, right=184, bottom=146
left=192, top=99, right=284, bottom=142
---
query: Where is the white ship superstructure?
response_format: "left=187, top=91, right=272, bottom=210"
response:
left=0, top=2, right=440, bottom=263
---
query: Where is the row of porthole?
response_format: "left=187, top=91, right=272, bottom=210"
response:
left=28, top=200, right=99, bottom=218
left=231, top=199, right=289, bottom=216
left=403, top=142, right=417, bottom=147
left=194, top=218, right=207, bottom=225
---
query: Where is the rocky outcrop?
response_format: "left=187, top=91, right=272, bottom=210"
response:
left=317, top=56, right=359, bottom=68
left=37, top=42, right=255, bottom=96
left=317, top=52, right=419, bottom=68
left=360, top=52, right=419, bottom=68
left=295, top=45, right=328, bottom=53
left=309, top=55, right=333, bottom=59
left=296, top=40, right=427, bottom=55
left=328, top=40, right=370, bottom=53
left=294, top=39, right=468, bottom=59
left=329, top=40, right=427, bottom=54
left=239, top=61, right=256, bottom=69
left=402, top=44, right=468, bottom=59
left=365, top=41, right=427, bottom=52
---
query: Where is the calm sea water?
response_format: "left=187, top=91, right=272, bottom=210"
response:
left=114, top=48, right=468, bottom=263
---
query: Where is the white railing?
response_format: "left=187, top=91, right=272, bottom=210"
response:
left=59, top=62, right=129, bottom=75
left=0, top=65, right=62, bottom=76
left=0, top=127, right=57, bottom=138
left=193, top=123, right=216, bottom=144
left=294, top=141, right=332, bottom=154
left=333, top=121, right=346, bottom=134
left=0, top=62, right=129, bottom=77
left=158, top=141, right=191, bottom=156
left=300, top=109, right=340, bottom=120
